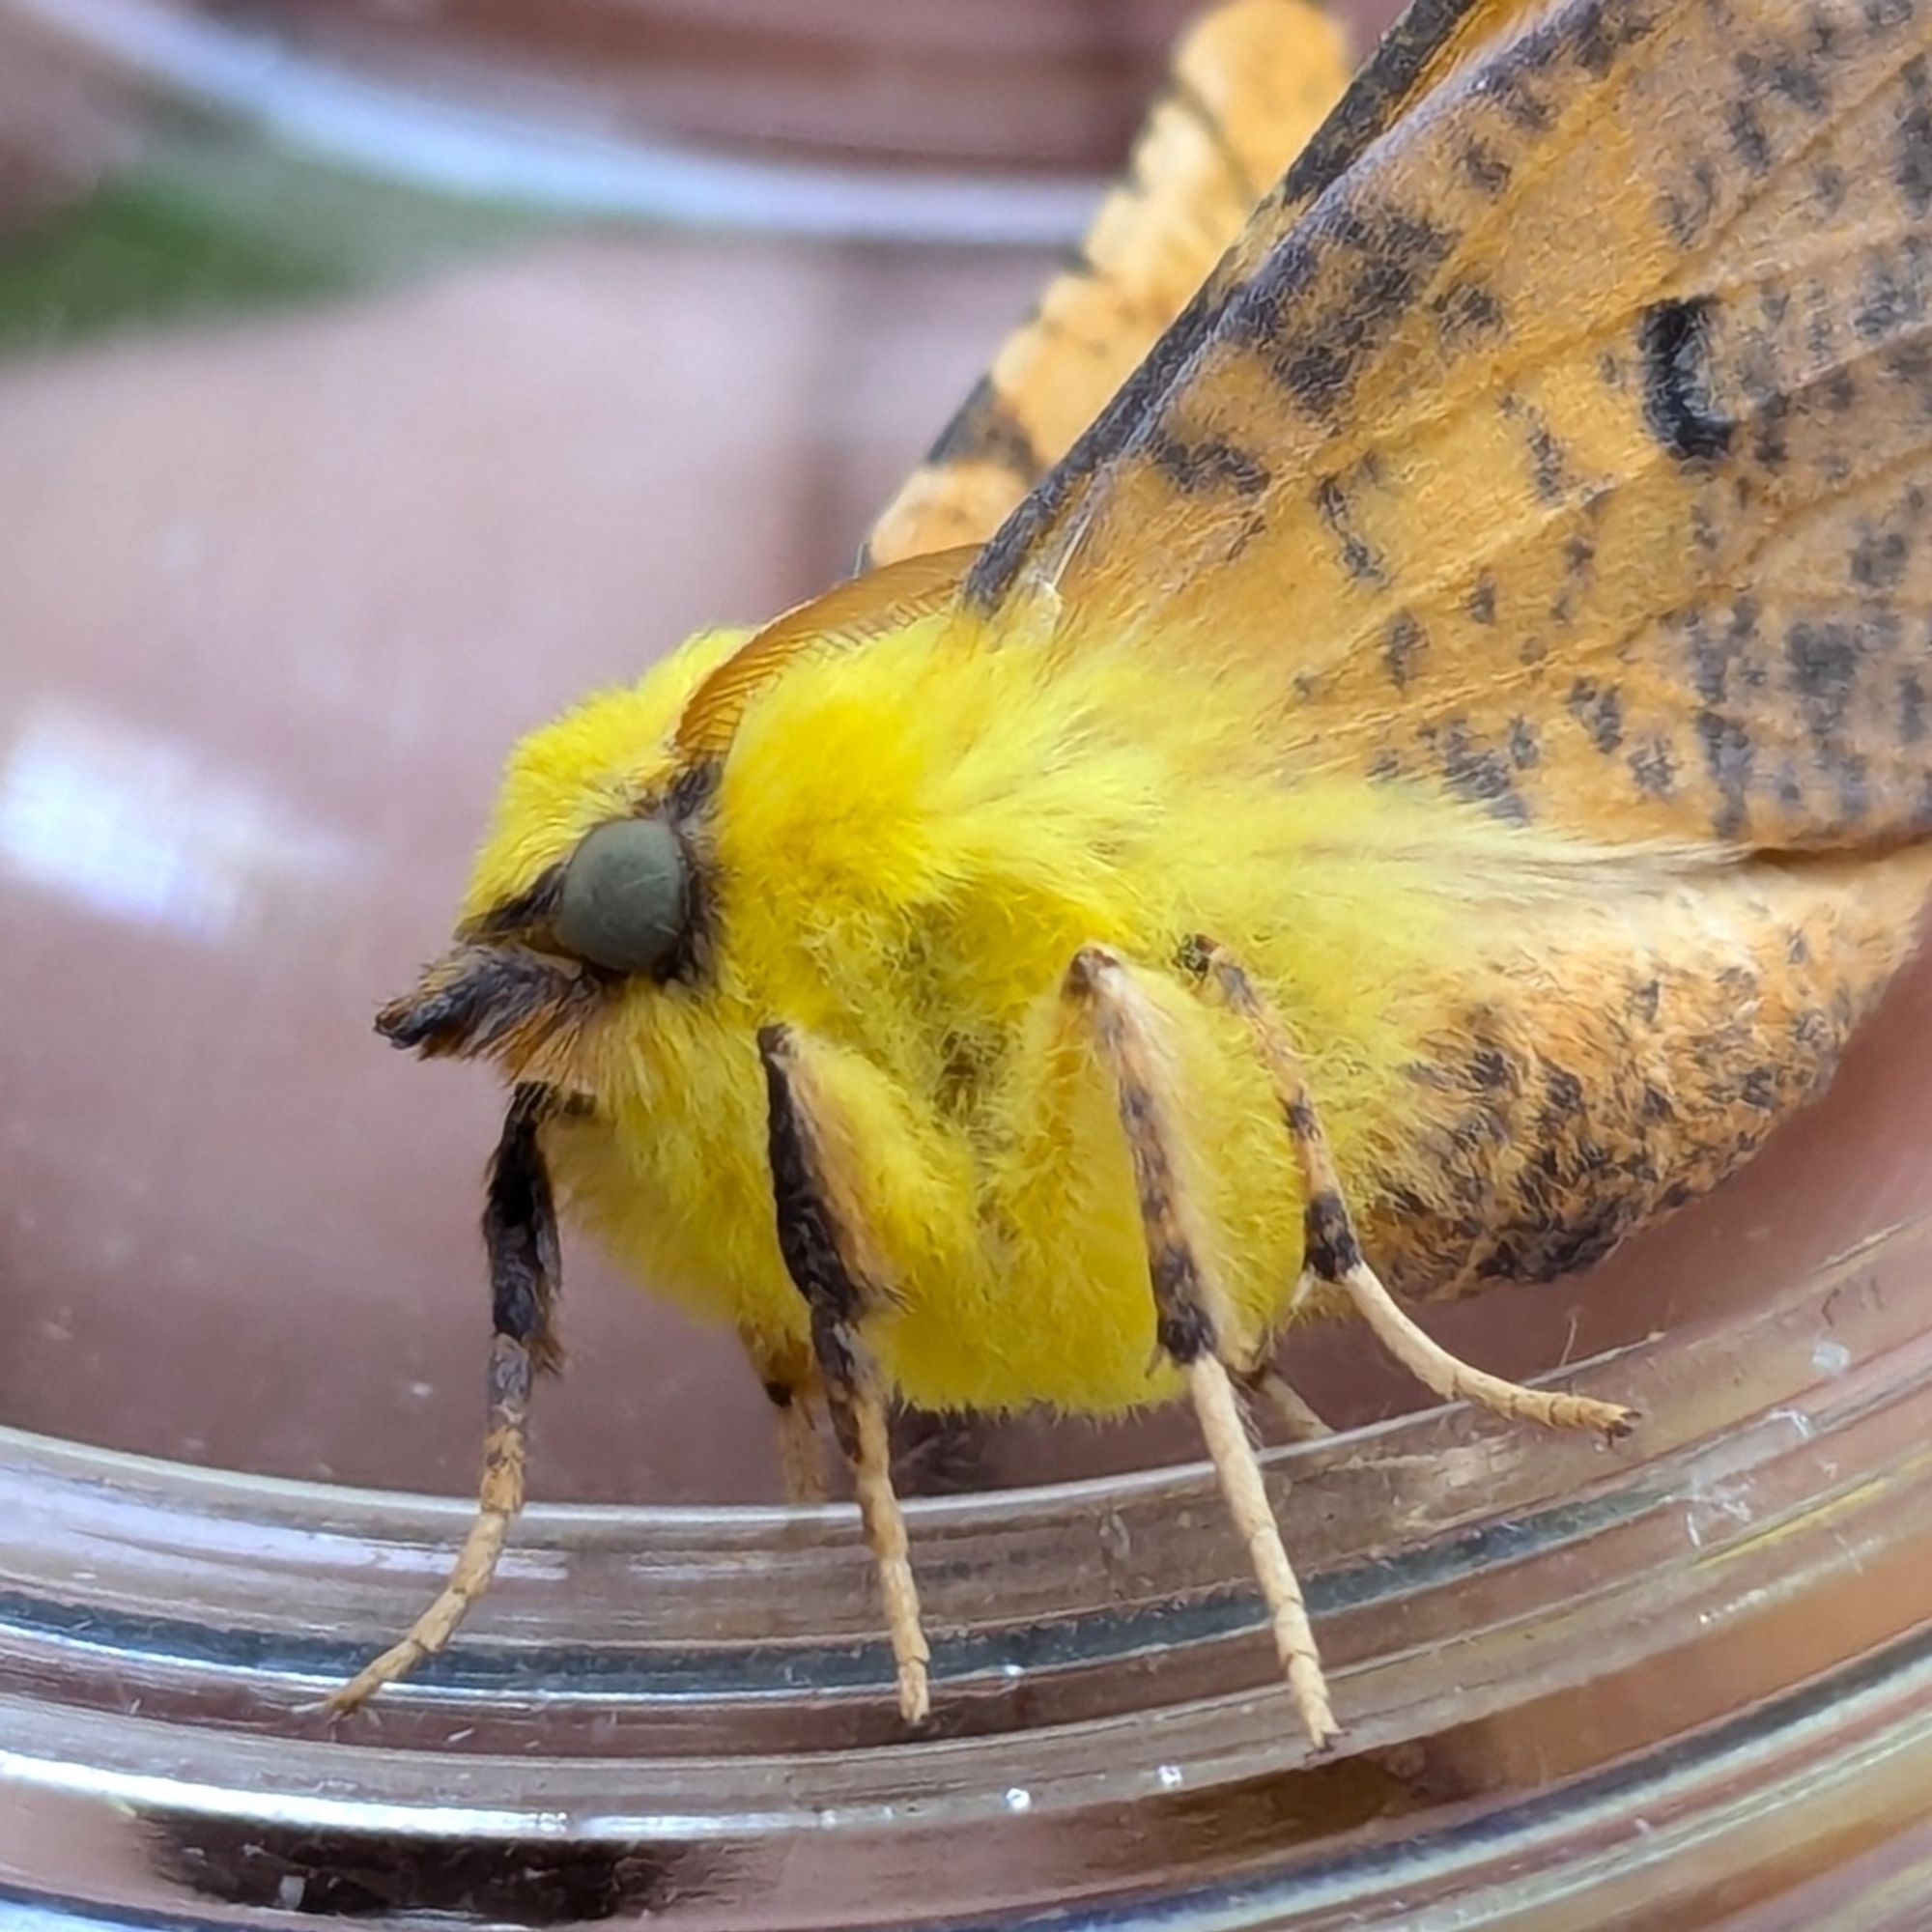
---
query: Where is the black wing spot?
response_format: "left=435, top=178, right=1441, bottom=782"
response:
left=1435, top=280, right=1506, bottom=347
left=1460, top=139, right=1512, bottom=195
left=1382, top=611, right=1428, bottom=689
left=1567, top=675, right=1625, bottom=753
left=1629, top=735, right=1677, bottom=796
left=1726, top=96, right=1773, bottom=176
left=928, top=374, right=1041, bottom=478
left=1638, top=298, right=1735, bottom=462
left=1421, top=718, right=1530, bottom=822
left=1146, top=428, right=1271, bottom=497
left=1898, top=55, right=1932, bottom=216
left=1316, top=473, right=1391, bottom=585
left=1755, top=48, right=1828, bottom=113
left=1900, top=670, right=1928, bottom=743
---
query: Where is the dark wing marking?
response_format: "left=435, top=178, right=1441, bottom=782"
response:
left=961, top=0, right=1932, bottom=855
left=863, top=0, right=1351, bottom=568
left=965, top=0, right=1548, bottom=608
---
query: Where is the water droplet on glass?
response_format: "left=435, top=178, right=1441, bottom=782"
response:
left=1812, top=1337, right=1852, bottom=1375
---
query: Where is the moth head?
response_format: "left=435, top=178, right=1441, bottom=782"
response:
left=377, top=549, right=969, bottom=1067
left=374, top=652, right=737, bottom=1068
left=375, top=803, right=703, bottom=1067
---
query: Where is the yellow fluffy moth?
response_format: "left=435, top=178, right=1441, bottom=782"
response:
left=331, top=0, right=1932, bottom=1747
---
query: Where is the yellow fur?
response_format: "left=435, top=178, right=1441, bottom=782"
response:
left=463, top=606, right=1630, bottom=1415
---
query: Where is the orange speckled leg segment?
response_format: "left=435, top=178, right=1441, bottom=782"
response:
left=771, top=1386, right=831, bottom=1506
left=1186, top=938, right=1636, bottom=1442
left=1065, top=944, right=1338, bottom=1750
left=326, top=1336, right=533, bottom=1715
left=758, top=1025, right=930, bottom=1725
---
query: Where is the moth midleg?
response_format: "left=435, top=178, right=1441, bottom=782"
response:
left=756, top=1024, right=930, bottom=1724
left=750, top=1340, right=830, bottom=1506
left=1064, top=945, right=1337, bottom=1748
left=327, top=1082, right=561, bottom=1714
left=1181, top=938, right=1636, bottom=1441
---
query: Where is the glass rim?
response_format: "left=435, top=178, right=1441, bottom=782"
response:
left=2, top=1211, right=1923, bottom=1701
left=6, top=1217, right=1932, bottom=1923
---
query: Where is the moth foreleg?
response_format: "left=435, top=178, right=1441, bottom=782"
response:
left=757, top=1025, right=930, bottom=1724
left=1064, top=945, right=1337, bottom=1749
left=327, top=1081, right=561, bottom=1715
left=1183, top=937, right=1635, bottom=1441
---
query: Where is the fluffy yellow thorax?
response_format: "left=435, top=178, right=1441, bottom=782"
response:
left=459, top=607, right=1508, bottom=1412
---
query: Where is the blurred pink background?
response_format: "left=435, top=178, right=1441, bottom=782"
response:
left=3, top=0, right=1928, bottom=1508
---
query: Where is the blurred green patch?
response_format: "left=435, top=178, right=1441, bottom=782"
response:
left=0, top=139, right=550, bottom=355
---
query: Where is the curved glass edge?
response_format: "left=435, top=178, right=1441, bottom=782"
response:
left=0, top=1217, right=1924, bottom=1927
left=996, top=1620, right=1932, bottom=1931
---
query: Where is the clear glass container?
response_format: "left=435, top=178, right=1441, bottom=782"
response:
left=9, top=1217, right=1932, bottom=1928
left=5, top=1, right=1932, bottom=1924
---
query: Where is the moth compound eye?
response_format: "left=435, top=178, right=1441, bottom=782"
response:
left=554, top=817, right=688, bottom=976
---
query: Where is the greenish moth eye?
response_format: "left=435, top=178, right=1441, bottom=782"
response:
left=554, top=816, right=689, bottom=976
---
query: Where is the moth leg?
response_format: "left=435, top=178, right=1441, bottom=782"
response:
left=1185, top=939, right=1636, bottom=1441
left=1234, top=1355, right=1333, bottom=1442
left=1065, top=946, right=1337, bottom=1748
left=327, top=1082, right=561, bottom=1714
left=750, top=1337, right=830, bottom=1505
left=757, top=1025, right=930, bottom=1724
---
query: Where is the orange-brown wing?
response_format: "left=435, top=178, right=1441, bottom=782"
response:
left=863, top=0, right=1351, bottom=569
left=955, top=0, right=1550, bottom=583
left=966, top=0, right=1932, bottom=857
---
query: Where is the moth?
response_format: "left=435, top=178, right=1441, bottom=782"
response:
left=335, top=0, right=1932, bottom=1746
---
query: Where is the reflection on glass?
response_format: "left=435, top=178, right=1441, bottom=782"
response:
left=0, top=706, right=359, bottom=942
